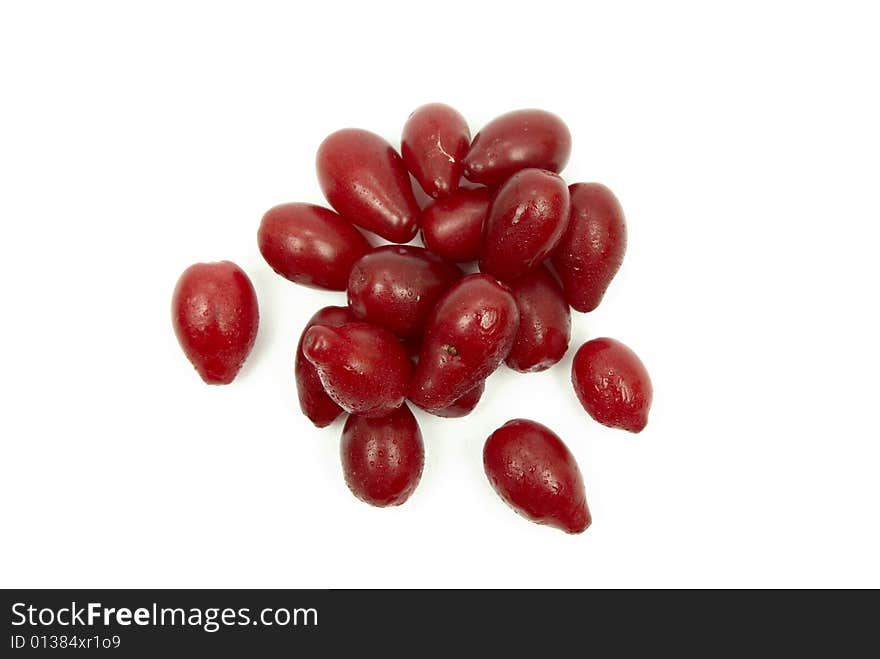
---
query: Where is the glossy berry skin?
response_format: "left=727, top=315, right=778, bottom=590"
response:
left=420, top=187, right=491, bottom=263
left=572, top=338, right=652, bottom=433
left=347, top=246, right=462, bottom=340
left=303, top=322, right=411, bottom=418
left=430, top=380, right=485, bottom=418
left=463, top=109, right=572, bottom=189
left=505, top=265, right=571, bottom=373
left=409, top=274, right=519, bottom=412
left=258, top=203, right=370, bottom=291
left=551, top=183, right=627, bottom=312
left=479, top=169, right=570, bottom=281
left=295, top=306, right=358, bottom=428
left=483, top=419, right=590, bottom=534
left=316, top=128, right=420, bottom=243
left=401, top=103, right=470, bottom=199
left=172, top=261, right=259, bottom=385
left=341, top=404, right=424, bottom=507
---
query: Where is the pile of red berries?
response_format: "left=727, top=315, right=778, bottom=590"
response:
left=172, top=105, right=653, bottom=534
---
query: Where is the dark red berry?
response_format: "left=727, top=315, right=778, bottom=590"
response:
left=420, top=187, right=491, bottom=263
left=303, top=322, right=411, bottom=418
left=401, top=103, right=470, bottom=199
left=484, top=419, right=590, bottom=534
left=479, top=169, right=570, bottom=281
left=505, top=265, right=571, bottom=373
left=463, top=109, right=571, bottom=188
left=430, top=380, right=485, bottom=418
left=409, top=274, right=519, bottom=412
left=317, top=128, right=420, bottom=243
left=347, top=246, right=462, bottom=339
left=551, top=183, right=626, bottom=312
left=258, top=202, right=370, bottom=291
left=571, top=338, right=652, bottom=433
left=295, top=306, right=358, bottom=427
left=341, top=404, right=424, bottom=507
left=172, top=261, right=259, bottom=385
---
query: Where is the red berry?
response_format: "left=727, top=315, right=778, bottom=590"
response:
left=347, top=245, right=462, bottom=339
left=480, top=169, right=570, bottom=280
left=303, top=322, right=411, bottom=418
left=295, top=306, right=358, bottom=428
left=172, top=261, right=259, bottom=385
left=420, top=187, right=491, bottom=263
left=551, top=183, right=627, bottom=312
left=571, top=338, right=652, bottom=433
left=430, top=380, right=485, bottom=418
left=316, top=128, right=420, bottom=243
left=409, top=274, right=519, bottom=412
left=463, top=109, right=572, bottom=188
left=401, top=103, right=470, bottom=199
left=505, top=265, right=571, bottom=373
left=341, top=404, right=424, bottom=507
left=483, top=419, right=590, bottom=534
left=258, top=202, right=370, bottom=291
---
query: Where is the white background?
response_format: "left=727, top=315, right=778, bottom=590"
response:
left=2, top=1, right=878, bottom=588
